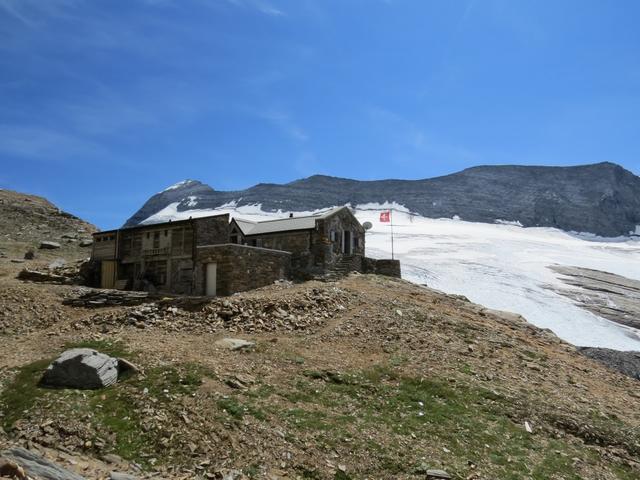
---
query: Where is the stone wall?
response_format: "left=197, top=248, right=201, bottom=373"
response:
left=248, top=230, right=314, bottom=280
left=252, top=230, right=311, bottom=255
left=194, top=214, right=230, bottom=246
left=194, top=244, right=291, bottom=296
left=362, top=257, right=401, bottom=278
left=169, top=258, right=194, bottom=295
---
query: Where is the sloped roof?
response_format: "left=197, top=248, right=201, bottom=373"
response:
left=233, top=207, right=347, bottom=236
left=232, top=218, right=257, bottom=233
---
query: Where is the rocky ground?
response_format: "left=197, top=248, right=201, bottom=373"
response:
left=2, top=191, right=640, bottom=479
left=2, top=259, right=640, bottom=479
left=549, top=265, right=640, bottom=330
left=0, top=189, right=96, bottom=266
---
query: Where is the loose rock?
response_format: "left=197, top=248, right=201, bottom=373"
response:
left=426, top=469, right=451, bottom=479
left=215, top=338, right=255, bottom=351
left=39, top=241, right=61, bottom=250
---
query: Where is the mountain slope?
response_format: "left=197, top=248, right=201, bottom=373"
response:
left=0, top=189, right=97, bottom=263
left=124, top=162, right=640, bottom=237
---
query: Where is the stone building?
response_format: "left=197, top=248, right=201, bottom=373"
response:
left=229, top=207, right=366, bottom=278
left=91, top=206, right=399, bottom=296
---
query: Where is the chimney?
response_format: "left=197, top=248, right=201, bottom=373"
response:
left=289, top=213, right=294, bottom=218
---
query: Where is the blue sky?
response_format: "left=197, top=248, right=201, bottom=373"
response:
left=1, top=0, right=639, bottom=229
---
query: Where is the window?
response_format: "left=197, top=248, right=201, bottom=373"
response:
left=153, top=231, right=160, bottom=249
left=164, top=230, right=168, bottom=237
left=330, top=230, right=337, bottom=242
left=230, top=235, right=238, bottom=244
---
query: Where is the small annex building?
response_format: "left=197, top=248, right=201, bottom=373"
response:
left=90, top=206, right=400, bottom=296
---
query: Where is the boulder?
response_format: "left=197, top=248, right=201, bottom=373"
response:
left=39, top=241, right=61, bottom=250
left=40, top=348, right=118, bottom=389
left=215, top=338, right=255, bottom=351
left=0, top=447, right=86, bottom=480
left=79, top=239, right=93, bottom=247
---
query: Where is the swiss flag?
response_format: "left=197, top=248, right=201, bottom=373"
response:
left=380, top=211, right=391, bottom=222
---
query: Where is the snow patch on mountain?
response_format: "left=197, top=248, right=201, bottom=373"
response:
left=140, top=202, right=640, bottom=350
left=160, top=180, right=197, bottom=193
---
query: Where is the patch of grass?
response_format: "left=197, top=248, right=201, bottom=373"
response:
left=143, top=364, right=207, bottom=399
left=0, top=351, right=214, bottom=467
left=85, top=362, right=215, bottom=463
left=458, top=362, right=474, bottom=375
left=245, top=383, right=276, bottom=399
left=244, top=464, right=261, bottom=478
left=0, top=358, right=52, bottom=430
left=87, top=387, right=152, bottom=461
left=260, top=365, right=635, bottom=479
left=217, top=397, right=267, bottom=421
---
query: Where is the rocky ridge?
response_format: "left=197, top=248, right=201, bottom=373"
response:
left=124, top=162, right=640, bottom=237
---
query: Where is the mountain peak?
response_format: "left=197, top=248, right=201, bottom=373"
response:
left=160, top=179, right=204, bottom=194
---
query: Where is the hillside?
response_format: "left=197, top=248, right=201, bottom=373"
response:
left=0, top=189, right=96, bottom=264
left=0, top=191, right=640, bottom=479
left=124, top=162, right=640, bottom=237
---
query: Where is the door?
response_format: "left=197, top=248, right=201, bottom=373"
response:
left=101, top=260, right=116, bottom=289
left=343, top=231, right=352, bottom=254
left=206, top=262, right=217, bottom=296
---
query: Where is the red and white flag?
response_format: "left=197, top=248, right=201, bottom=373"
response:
left=380, top=210, right=391, bottom=223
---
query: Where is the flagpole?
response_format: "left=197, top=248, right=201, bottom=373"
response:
left=390, top=209, right=394, bottom=260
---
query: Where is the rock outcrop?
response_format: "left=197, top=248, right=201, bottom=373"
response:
left=548, top=265, right=640, bottom=330
left=579, top=347, right=640, bottom=380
